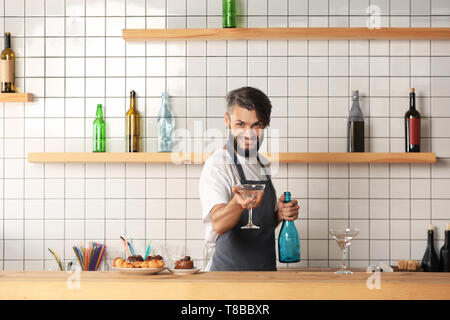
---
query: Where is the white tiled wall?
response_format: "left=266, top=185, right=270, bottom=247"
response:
left=1, top=0, right=450, bottom=271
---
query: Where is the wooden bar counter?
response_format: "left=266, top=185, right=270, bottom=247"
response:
left=1, top=270, right=449, bottom=300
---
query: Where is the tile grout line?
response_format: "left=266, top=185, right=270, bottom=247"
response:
left=42, top=0, right=46, bottom=271
left=306, top=0, right=309, bottom=268
left=22, top=0, right=25, bottom=271
left=63, top=0, right=66, bottom=270
left=103, top=0, right=107, bottom=270
left=1, top=0, right=3, bottom=270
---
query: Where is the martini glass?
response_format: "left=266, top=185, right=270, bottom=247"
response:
left=329, top=227, right=359, bottom=275
left=237, top=184, right=265, bottom=229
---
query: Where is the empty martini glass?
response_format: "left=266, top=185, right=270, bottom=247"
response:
left=329, top=227, right=359, bottom=275
left=237, top=184, right=265, bottom=229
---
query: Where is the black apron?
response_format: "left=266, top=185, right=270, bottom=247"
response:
left=210, top=144, right=278, bottom=271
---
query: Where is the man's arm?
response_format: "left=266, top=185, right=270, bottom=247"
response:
left=210, top=199, right=244, bottom=236
left=210, top=186, right=263, bottom=236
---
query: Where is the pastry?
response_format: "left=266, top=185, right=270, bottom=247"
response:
left=145, top=259, right=164, bottom=268
left=127, top=255, right=144, bottom=263
left=175, top=256, right=194, bottom=269
left=145, top=255, right=163, bottom=261
left=112, top=256, right=164, bottom=269
left=397, top=260, right=421, bottom=271
left=133, top=261, right=145, bottom=268
left=113, top=257, right=124, bottom=267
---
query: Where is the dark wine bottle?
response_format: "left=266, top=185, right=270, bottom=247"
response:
left=439, top=223, right=450, bottom=272
left=347, top=90, right=365, bottom=152
left=421, top=224, right=440, bottom=272
left=405, top=88, right=421, bottom=152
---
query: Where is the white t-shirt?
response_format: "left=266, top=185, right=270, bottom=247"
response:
left=199, top=148, right=277, bottom=245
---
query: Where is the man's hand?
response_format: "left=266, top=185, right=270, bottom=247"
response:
left=232, top=186, right=264, bottom=210
left=277, top=193, right=299, bottom=222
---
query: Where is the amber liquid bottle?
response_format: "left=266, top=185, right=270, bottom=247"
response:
left=1, top=32, right=15, bottom=93
left=126, top=90, right=140, bottom=152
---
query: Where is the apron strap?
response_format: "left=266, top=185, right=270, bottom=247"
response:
left=225, top=140, right=270, bottom=183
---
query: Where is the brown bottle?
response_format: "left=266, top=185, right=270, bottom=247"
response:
left=1, top=32, right=15, bottom=93
left=126, top=90, right=140, bottom=152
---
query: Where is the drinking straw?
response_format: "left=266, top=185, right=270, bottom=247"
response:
left=95, top=244, right=105, bottom=271
left=72, top=242, right=106, bottom=271
left=124, top=236, right=134, bottom=256
left=129, top=237, right=135, bottom=256
left=72, top=246, right=83, bottom=270
left=48, top=248, right=64, bottom=271
left=130, top=237, right=134, bottom=255
left=144, top=241, right=151, bottom=260
left=120, top=236, right=131, bottom=257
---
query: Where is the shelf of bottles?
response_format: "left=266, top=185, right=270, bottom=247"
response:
left=27, top=152, right=436, bottom=164
left=122, top=27, right=450, bottom=41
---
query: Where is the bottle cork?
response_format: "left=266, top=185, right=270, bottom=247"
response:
left=428, top=224, right=434, bottom=231
left=446, top=223, right=450, bottom=231
left=410, top=88, right=415, bottom=93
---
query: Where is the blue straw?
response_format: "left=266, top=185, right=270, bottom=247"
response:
left=129, top=237, right=135, bottom=256
left=144, top=243, right=150, bottom=259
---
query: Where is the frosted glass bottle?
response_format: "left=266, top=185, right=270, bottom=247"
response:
left=157, top=92, right=175, bottom=152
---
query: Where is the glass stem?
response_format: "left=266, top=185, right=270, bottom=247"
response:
left=248, top=206, right=253, bottom=225
left=341, top=247, right=347, bottom=270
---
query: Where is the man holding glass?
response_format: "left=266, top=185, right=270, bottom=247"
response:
left=199, top=87, right=300, bottom=271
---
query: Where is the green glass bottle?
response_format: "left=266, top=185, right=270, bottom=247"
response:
left=93, top=104, right=106, bottom=152
left=223, top=0, right=236, bottom=28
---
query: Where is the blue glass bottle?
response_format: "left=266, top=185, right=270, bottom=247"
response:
left=157, top=92, right=175, bottom=152
left=278, top=192, right=300, bottom=263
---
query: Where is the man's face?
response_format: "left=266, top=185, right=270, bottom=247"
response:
left=225, top=105, right=264, bottom=155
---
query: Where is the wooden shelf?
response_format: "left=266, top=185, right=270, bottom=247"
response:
left=27, top=152, right=436, bottom=164
left=0, top=93, right=34, bottom=102
left=123, top=27, right=450, bottom=41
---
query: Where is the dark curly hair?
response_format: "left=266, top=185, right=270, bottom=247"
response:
left=226, top=87, right=272, bottom=127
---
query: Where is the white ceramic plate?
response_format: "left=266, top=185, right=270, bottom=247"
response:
left=112, top=266, right=164, bottom=275
left=170, top=267, right=201, bottom=275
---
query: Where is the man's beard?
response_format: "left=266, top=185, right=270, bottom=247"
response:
left=227, top=127, right=264, bottom=158
left=234, top=136, right=259, bottom=158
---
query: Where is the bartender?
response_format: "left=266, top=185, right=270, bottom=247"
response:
left=199, top=87, right=299, bottom=271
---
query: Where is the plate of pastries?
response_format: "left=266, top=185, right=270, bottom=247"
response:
left=112, top=254, right=165, bottom=274
left=394, top=260, right=423, bottom=272
left=170, top=256, right=200, bottom=274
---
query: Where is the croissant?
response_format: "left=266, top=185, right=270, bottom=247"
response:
left=113, top=257, right=125, bottom=267
left=397, top=260, right=420, bottom=271
left=133, top=261, right=145, bottom=268
left=112, top=256, right=165, bottom=269
left=145, top=259, right=164, bottom=268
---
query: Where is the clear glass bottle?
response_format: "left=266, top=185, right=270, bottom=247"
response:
left=222, top=0, right=236, bottom=28
left=92, top=104, right=106, bottom=152
left=126, top=90, right=140, bottom=152
left=157, top=92, right=175, bottom=152
left=347, top=90, right=365, bottom=152
left=278, top=192, right=300, bottom=263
